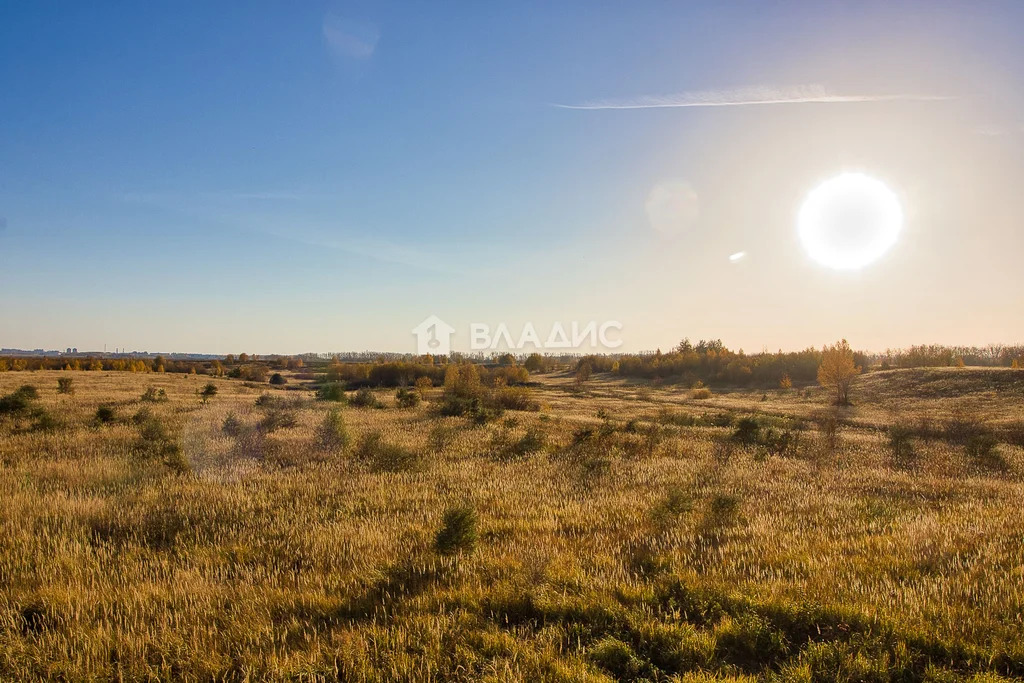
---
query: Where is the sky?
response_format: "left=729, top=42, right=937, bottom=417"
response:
left=1, top=1, right=1022, bottom=355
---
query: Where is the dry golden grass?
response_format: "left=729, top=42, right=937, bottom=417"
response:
left=0, top=369, right=1022, bottom=681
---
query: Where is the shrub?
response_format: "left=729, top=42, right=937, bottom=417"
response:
left=239, top=365, right=269, bottom=383
left=31, top=410, right=61, bottom=432
left=589, top=637, right=649, bottom=680
left=395, top=387, right=421, bottom=408
left=254, top=393, right=277, bottom=407
left=317, top=382, right=347, bottom=402
left=494, top=385, right=540, bottom=412
left=350, top=387, right=382, bottom=408
left=315, top=408, right=349, bottom=452
left=221, top=413, right=243, bottom=437
left=732, top=417, right=761, bottom=445
left=136, top=413, right=188, bottom=473
left=0, top=385, right=38, bottom=416
left=57, top=377, right=75, bottom=395
left=258, top=408, right=298, bottom=433
left=428, top=424, right=458, bottom=452
left=811, top=410, right=840, bottom=452
left=467, top=398, right=503, bottom=424
left=489, top=426, right=546, bottom=461
left=434, top=504, right=478, bottom=555
left=699, top=493, right=741, bottom=543
left=200, top=383, right=218, bottom=403
left=141, top=387, right=168, bottom=403
left=414, top=376, right=433, bottom=394
left=887, top=423, right=917, bottom=467
left=444, top=363, right=482, bottom=400
left=15, top=385, right=39, bottom=400
left=269, top=373, right=287, bottom=385
left=690, top=381, right=712, bottom=400
left=650, top=485, right=693, bottom=530
left=965, top=432, right=1007, bottom=472
left=163, top=447, right=192, bottom=475
left=355, top=431, right=423, bottom=472
left=94, top=405, right=117, bottom=425
left=574, top=361, right=592, bottom=385
left=762, top=427, right=800, bottom=457
left=438, top=395, right=474, bottom=417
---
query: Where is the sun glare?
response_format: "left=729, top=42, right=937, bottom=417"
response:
left=798, top=172, right=903, bottom=270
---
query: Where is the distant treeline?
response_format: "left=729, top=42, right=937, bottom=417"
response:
left=2, top=341, right=1022, bottom=388
left=0, top=354, right=304, bottom=377
left=322, top=359, right=530, bottom=388
left=875, top=344, right=1024, bottom=369
left=576, top=339, right=1024, bottom=388
left=576, top=340, right=839, bottom=387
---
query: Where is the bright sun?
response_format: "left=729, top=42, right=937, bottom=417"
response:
left=798, top=172, right=903, bottom=270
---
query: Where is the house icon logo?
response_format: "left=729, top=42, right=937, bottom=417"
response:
left=412, top=315, right=456, bottom=355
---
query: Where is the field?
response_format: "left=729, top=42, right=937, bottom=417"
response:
left=1, top=368, right=1023, bottom=681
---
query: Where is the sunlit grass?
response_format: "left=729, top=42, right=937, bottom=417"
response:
left=0, top=369, right=1021, bottom=680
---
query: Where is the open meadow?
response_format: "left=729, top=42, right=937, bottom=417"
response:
left=1, top=368, right=1023, bottom=681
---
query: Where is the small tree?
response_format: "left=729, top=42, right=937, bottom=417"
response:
left=818, top=339, right=860, bottom=406
left=414, top=376, right=433, bottom=395
left=200, top=383, right=218, bottom=403
left=575, top=361, right=592, bottom=386
left=315, top=408, right=349, bottom=452
left=779, top=374, right=792, bottom=391
left=269, top=373, right=287, bottom=386
left=434, top=504, right=478, bottom=556
left=317, top=382, right=347, bottom=402
left=57, top=377, right=75, bottom=395
left=395, top=387, right=421, bottom=408
left=524, top=353, right=547, bottom=374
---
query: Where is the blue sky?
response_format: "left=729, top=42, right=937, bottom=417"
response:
left=2, top=2, right=1023, bottom=354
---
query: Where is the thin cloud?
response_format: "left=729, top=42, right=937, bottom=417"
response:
left=323, top=13, right=379, bottom=61
left=552, top=85, right=953, bottom=110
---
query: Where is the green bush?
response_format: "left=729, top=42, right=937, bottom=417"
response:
left=258, top=408, right=298, bottom=433
left=732, top=417, right=761, bottom=445
left=94, top=405, right=117, bottom=425
left=434, top=504, right=478, bottom=555
left=493, top=385, right=540, bottom=411
left=221, top=413, right=243, bottom=437
left=650, top=485, right=693, bottom=530
left=57, top=377, right=75, bottom=395
left=355, top=431, right=423, bottom=472
left=350, top=387, right=382, bottom=408
left=200, top=383, right=218, bottom=403
left=31, top=410, right=61, bottom=433
left=395, top=387, right=421, bottom=408
left=141, top=387, right=168, bottom=403
left=136, top=413, right=188, bottom=473
left=589, top=637, right=651, bottom=680
left=489, top=427, right=546, bottom=461
left=0, top=385, right=38, bottom=415
left=438, top=395, right=474, bottom=417
left=269, top=373, right=287, bottom=386
left=315, top=408, right=349, bottom=452
left=470, top=401, right=503, bottom=425
left=316, top=382, right=347, bottom=403
left=887, top=423, right=917, bottom=466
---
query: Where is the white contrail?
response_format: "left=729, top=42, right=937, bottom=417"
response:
left=552, top=85, right=953, bottom=110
